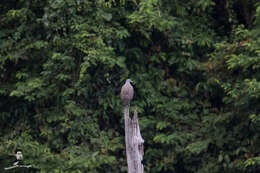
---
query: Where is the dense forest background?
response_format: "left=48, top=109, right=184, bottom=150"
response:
left=0, top=0, right=260, bottom=172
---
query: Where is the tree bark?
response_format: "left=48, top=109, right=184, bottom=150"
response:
left=124, top=106, right=144, bottom=173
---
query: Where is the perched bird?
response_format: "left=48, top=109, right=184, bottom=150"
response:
left=120, top=79, right=134, bottom=107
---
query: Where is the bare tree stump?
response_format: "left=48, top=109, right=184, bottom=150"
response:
left=124, top=106, right=144, bottom=173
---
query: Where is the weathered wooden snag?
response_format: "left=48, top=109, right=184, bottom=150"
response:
left=124, top=106, right=144, bottom=173
left=121, top=79, right=144, bottom=173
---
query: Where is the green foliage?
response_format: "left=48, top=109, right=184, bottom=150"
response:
left=0, top=0, right=260, bottom=172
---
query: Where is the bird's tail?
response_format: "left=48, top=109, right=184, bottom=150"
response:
left=124, top=104, right=130, bottom=118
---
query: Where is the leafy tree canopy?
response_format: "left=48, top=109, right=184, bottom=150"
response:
left=0, top=0, right=260, bottom=172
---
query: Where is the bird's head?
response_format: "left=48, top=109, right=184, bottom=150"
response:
left=126, top=79, right=133, bottom=83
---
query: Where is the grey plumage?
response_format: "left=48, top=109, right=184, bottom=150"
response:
left=121, top=79, right=134, bottom=106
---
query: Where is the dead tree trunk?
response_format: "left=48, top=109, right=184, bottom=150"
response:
left=124, top=106, right=144, bottom=173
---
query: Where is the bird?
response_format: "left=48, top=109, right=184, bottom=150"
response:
left=120, top=79, right=134, bottom=107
